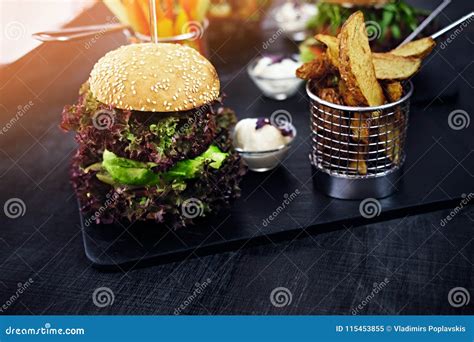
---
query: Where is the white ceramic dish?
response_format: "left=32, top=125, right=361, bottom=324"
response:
left=233, top=123, right=297, bottom=172
left=247, top=56, right=303, bottom=101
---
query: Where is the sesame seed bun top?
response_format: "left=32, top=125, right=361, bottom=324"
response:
left=89, top=43, right=220, bottom=113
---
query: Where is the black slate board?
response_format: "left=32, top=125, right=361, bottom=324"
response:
left=81, top=68, right=474, bottom=269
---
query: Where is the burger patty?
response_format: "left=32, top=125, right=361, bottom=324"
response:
left=61, top=83, right=218, bottom=171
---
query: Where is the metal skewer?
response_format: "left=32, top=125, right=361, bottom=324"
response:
left=398, top=0, right=451, bottom=46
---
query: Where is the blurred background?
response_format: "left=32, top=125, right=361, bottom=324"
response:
left=1, top=0, right=440, bottom=66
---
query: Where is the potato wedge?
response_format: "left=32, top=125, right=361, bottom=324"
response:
left=319, top=73, right=340, bottom=88
left=338, top=79, right=359, bottom=106
left=317, top=88, right=345, bottom=128
left=390, top=37, right=436, bottom=59
left=296, top=53, right=329, bottom=81
left=372, top=53, right=421, bottom=80
left=314, top=88, right=352, bottom=162
left=383, top=81, right=403, bottom=102
left=349, top=158, right=368, bottom=175
left=350, top=113, right=370, bottom=143
left=316, top=34, right=425, bottom=81
left=338, top=11, right=385, bottom=106
left=348, top=145, right=368, bottom=175
left=316, top=88, right=349, bottom=142
left=379, top=123, right=401, bottom=165
left=315, top=34, right=340, bottom=69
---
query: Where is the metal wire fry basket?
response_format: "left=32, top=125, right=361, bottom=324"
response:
left=306, top=81, right=414, bottom=199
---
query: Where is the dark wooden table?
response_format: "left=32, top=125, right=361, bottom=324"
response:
left=0, top=1, right=473, bottom=315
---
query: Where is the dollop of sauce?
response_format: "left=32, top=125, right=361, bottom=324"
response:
left=252, top=56, right=302, bottom=79
left=234, top=118, right=293, bottom=152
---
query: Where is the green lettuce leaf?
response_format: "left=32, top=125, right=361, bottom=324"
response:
left=149, top=117, right=179, bottom=156
left=102, top=150, right=159, bottom=186
left=299, top=46, right=316, bottom=63
left=164, top=145, right=227, bottom=180
left=98, top=145, right=228, bottom=187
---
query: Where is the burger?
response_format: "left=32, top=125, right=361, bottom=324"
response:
left=301, top=0, right=428, bottom=61
left=61, top=43, right=246, bottom=229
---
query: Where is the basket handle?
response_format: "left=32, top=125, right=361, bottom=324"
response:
left=430, top=12, right=474, bottom=40
left=398, top=0, right=452, bottom=46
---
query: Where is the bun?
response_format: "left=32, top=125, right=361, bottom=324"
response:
left=89, top=43, right=220, bottom=112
